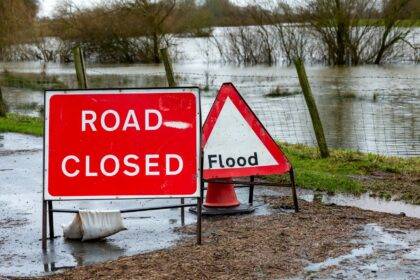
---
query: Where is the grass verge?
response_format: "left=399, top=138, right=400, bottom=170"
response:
left=0, top=113, right=43, bottom=136
left=268, top=143, right=420, bottom=204
left=0, top=114, right=418, bottom=203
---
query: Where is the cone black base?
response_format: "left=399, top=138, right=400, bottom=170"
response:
left=189, top=204, right=255, bottom=216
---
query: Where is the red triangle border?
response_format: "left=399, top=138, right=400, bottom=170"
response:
left=203, top=83, right=291, bottom=179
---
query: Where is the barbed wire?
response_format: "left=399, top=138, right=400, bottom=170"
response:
left=87, top=69, right=420, bottom=81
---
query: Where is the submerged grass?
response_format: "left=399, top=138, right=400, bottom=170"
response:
left=0, top=70, right=66, bottom=90
left=0, top=113, right=43, bottom=136
left=264, top=87, right=301, bottom=98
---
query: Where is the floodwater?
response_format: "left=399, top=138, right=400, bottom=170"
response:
left=270, top=186, right=420, bottom=219
left=304, top=224, right=420, bottom=279
left=0, top=27, right=419, bottom=156
left=1, top=133, right=419, bottom=277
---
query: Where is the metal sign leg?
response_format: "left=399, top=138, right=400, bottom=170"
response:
left=290, top=169, right=299, bottom=212
left=248, top=176, right=255, bottom=205
left=180, top=198, right=185, bottom=226
left=196, top=197, right=202, bottom=245
left=48, top=200, right=54, bottom=239
left=41, top=200, right=48, bottom=250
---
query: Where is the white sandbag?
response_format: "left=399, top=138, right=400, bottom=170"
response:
left=62, top=212, right=83, bottom=239
left=62, top=210, right=126, bottom=241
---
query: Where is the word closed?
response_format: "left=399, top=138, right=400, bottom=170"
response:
left=44, top=89, right=200, bottom=199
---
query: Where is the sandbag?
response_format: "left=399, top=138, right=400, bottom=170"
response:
left=62, top=210, right=126, bottom=241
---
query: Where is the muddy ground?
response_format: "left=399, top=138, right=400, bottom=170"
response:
left=30, top=197, right=419, bottom=280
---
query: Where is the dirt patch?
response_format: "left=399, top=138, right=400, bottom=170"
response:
left=352, top=171, right=420, bottom=204
left=29, top=198, right=419, bottom=280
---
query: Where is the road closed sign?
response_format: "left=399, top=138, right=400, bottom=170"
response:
left=203, top=83, right=291, bottom=179
left=44, top=88, right=201, bottom=200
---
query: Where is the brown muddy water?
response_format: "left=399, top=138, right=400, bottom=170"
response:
left=0, top=133, right=419, bottom=278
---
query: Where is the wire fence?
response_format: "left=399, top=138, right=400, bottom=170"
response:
left=1, top=69, right=419, bottom=157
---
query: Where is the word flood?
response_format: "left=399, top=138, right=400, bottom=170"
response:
left=208, top=153, right=258, bottom=168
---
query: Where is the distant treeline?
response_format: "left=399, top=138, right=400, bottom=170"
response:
left=0, top=0, right=419, bottom=64
left=36, top=0, right=275, bottom=63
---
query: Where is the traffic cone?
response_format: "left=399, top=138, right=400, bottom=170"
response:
left=189, top=177, right=255, bottom=216
left=204, top=178, right=240, bottom=207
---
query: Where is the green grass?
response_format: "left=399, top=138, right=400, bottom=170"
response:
left=0, top=113, right=418, bottom=203
left=0, top=113, right=43, bottom=136
left=267, top=143, right=420, bottom=203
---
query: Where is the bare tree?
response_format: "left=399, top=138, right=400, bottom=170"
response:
left=296, top=0, right=413, bottom=65
left=123, top=0, right=176, bottom=63
left=0, top=0, right=38, bottom=60
left=373, top=0, right=413, bottom=64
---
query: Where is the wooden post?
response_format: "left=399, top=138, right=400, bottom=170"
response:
left=0, top=87, right=7, bottom=117
left=293, top=58, right=329, bottom=158
left=72, top=46, right=88, bottom=89
left=160, top=48, right=177, bottom=87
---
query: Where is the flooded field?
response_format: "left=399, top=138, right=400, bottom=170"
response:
left=0, top=27, right=419, bottom=278
left=1, top=28, right=419, bottom=156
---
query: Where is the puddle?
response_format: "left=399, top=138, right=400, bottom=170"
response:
left=304, top=224, right=420, bottom=279
left=0, top=133, right=270, bottom=277
left=0, top=133, right=42, bottom=152
left=319, top=193, right=420, bottom=219
left=270, top=186, right=420, bottom=219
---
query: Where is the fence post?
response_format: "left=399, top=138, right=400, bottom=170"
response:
left=160, top=48, right=177, bottom=87
left=0, top=87, right=7, bottom=117
left=293, top=58, right=329, bottom=158
left=72, top=46, right=88, bottom=89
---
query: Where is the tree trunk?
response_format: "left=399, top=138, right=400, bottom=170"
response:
left=0, top=87, right=7, bottom=117
left=152, top=33, right=160, bottom=64
left=336, top=22, right=346, bottom=65
left=334, top=0, right=346, bottom=65
left=374, top=27, right=391, bottom=65
left=374, top=47, right=386, bottom=64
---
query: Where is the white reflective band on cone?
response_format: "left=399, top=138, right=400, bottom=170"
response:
left=62, top=210, right=126, bottom=241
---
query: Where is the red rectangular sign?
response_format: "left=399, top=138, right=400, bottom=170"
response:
left=44, top=88, right=201, bottom=200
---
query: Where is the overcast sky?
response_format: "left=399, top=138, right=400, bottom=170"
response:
left=39, top=0, right=296, bottom=17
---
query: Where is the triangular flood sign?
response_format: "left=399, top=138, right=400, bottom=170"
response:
left=203, top=83, right=291, bottom=179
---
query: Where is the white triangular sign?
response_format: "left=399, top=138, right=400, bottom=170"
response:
left=202, top=83, right=291, bottom=179
left=204, top=97, right=277, bottom=170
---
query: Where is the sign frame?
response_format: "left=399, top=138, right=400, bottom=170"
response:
left=41, top=86, right=204, bottom=251
left=43, top=87, right=202, bottom=201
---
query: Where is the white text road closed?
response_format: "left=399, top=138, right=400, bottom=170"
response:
left=202, top=83, right=291, bottom=179
left=44, top=88, right=201, bottom=199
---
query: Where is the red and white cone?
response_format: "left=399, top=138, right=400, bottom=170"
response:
left=204, top=178, right=240, bottom=207
left=190, top=177, right=255, bottom=216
